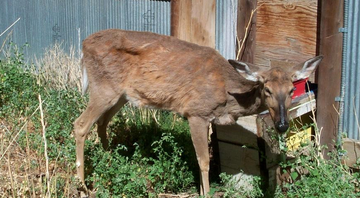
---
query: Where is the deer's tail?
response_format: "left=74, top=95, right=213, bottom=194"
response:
left=81, top=65, right=89, bottom=95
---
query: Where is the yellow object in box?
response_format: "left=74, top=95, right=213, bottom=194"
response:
left=286, top=127, right=312, bottom=151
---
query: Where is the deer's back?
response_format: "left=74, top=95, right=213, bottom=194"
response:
left=82, top=29, right=241, bottom=117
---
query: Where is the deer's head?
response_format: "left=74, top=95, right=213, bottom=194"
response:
left=229, top=56, right=323, bottom=134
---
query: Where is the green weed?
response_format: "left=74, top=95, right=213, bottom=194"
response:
left=0, top=43, right=197, bottom=197
left=274, top=131, right=360, bottom=198
left=88, top=133, right=194, bottom=197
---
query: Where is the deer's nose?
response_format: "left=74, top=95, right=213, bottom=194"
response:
left=275, top=121, right=289, bottom=133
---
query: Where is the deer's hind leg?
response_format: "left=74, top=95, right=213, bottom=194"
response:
left=74, top=89, right=124, bottom=196
left=96, top=96, right=128, bottom=149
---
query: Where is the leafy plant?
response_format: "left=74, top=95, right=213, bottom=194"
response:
left=149, top=133, right=194, bottom=193
left=1, top=42, right=199, bottom=197
left=0, top=43, right=82, bottom=197
left=0, top=43, right=40, bottom=118
left=274, top=131, right=360, bottom=198
left=88, top=133, right=195, bottom=197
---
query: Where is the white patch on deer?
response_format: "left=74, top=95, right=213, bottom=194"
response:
left=82, top=67, right=89, bottom=95
left=244, top=72, right=258, bottom=82
left=215, top=114, right=235, bottom=125
left=126, top=95, right=143, bottom=106
left=125, top=95, right=156, bottom=109
left=236, top=68, right=259, bottom=82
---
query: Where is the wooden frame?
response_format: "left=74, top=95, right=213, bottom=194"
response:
left=316, top=0, right=344, bottom=158
left=171, top=0, right=216, bottom=48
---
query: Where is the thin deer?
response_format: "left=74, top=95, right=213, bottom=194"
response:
left=74, top=29, right=323, bottom=197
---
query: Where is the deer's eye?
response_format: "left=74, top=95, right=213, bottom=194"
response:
left=289, top=87, right=296, bottom=95
left=264, top=87, right=272, bottom=96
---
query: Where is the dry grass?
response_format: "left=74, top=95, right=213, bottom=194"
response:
left=0, top=42, right=179, bottom=197
left=0, top=43, right=81, bottom=197
left=34, top=43, right=82, bottom=92
left=0, top=120, right=76, bottom=197
left=0, top=109, right=78, bottom=197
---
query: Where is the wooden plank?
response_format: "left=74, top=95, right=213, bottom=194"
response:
left=216, top=117, right=258, bottom=148
left=342, top=138, right=360, bottom=168
left=219, top=142, right=261, bottom=176
left=316, top=0, right=343, bottom=159
left=171, top=0, right=192, bottom=41
left=237, top=0, right=257, bottom=62
left=171, top=0, right=216, bottom=48
left=267, top=165, right=282, bottom=192
left=170, top=0, right=181, bottom=38
left=255, top=0, right=318, bottom=68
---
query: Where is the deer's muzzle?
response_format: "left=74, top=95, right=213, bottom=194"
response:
left=275, top=120, right=289, bottom=133
left=275, top=103, right=289, bottom=133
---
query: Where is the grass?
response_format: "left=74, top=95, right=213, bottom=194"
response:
left=0, top=43, right=201, bottom=197
left=34, top=43, right=82, bottom=91
left=273, top=110, right=360, bottom=198
left=0, top=44, right=195, bottom=197
left=274, top=138, right=360, bottom=197
left=1, top=42, right=360, bottom=197
left=0, top=43, right=85, bottom=197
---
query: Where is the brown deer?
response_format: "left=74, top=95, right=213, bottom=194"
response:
left=74, top=29, right=323, bottom=197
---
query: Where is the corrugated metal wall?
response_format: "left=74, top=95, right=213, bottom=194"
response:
left=0, top=0, right=237, bottom=61
left=340, top=0, right=360, bottom=140
left=216, top=0, right=238, bottom=60
left=0, top=0, right=171, bottom=61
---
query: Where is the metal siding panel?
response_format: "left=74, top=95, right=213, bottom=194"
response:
left=343, top=0, right=351, bottom=138
left=356, top=0, right=360, bottom=140
left=216, top=0, right=223, bottom=57
left=343, top=0, right=352, bottom=139
left=216, top=0, right=237, bottom=60
left=346, top=0, right=353, bottom=138
left=356, top=1, right=360, bottom=140
left=349, top=0, right=356, bottom=139
left=352, top=0, right=358, bottom=139
left=0, top=0, right=170, bottom=61
left=342, top=0, right=360, bottom=140
left=354, top=0, right=360, bottom=140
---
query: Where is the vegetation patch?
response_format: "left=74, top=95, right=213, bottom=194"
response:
left=0, top=43, right=198, bottom=197
left=1, top=43, right=360, bottom=198
left=274, top=123, right=360, bottom=198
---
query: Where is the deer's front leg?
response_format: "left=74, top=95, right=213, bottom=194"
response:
left=188, top=117, right=210, bottom=196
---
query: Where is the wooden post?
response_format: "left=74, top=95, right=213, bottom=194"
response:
left=237, top=0, right=257, bottom=62
left=316, top=0, right=344, bottom=158
left=171, top=0, right=216, bottom=48
left=171, top=0, right=219, bottom=179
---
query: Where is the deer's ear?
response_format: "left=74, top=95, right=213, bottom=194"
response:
left=228, top=59, right=264, bottom=83
left=291, top=55, right=323, bottom=81
left=227, top=86, right=258, bottom=96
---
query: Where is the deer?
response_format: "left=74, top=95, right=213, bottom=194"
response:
left=74, top=29, right=323, bottom=197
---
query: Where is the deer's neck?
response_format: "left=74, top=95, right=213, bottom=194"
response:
left=233, top=86, right=266, bottom=116
left=212, top=86, right=266, bottom=125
